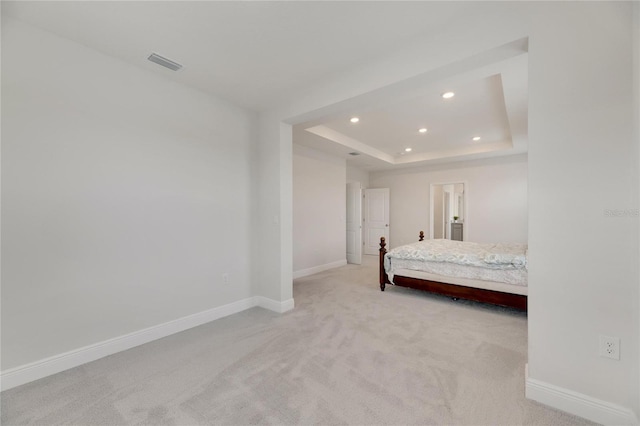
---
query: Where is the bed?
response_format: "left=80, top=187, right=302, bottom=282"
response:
left=379, top=232, right=528, bottom=311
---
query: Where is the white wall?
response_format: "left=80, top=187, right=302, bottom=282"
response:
left=347, top=164, right=370, bottom=189
left=293, top=144, right=346, bottom=275
left=527, top=3, right=638, bottom=419
left=262, top=2, right=639, bottom=422
left=1, top=18, right=257, bottom=370
left=255, top=115, right=293, bottom=305
left=370, top=155, right=528, bottom=247
left=635, top=1, right=640, bottom=417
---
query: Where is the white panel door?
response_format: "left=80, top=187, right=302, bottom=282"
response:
left=364, top=188, right=389, bottom=255
left=346, top=182, right=362, bottom=264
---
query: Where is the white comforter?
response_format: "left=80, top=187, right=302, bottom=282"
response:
left=384, top=239, right=528, bottom=272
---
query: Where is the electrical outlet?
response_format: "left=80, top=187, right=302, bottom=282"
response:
left=222, top=273, right=229, bottom=285
left=599, top=335, right=620, bottom=360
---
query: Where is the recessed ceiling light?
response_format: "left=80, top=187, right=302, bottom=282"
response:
left=350, top=117, right=360, bottom=123
left=405, top=147, right=412, bottom=152
left=442, top=92, right=455, bottom=99
left=418, top=128, right=428, bottom=133
left=472, top=136, right=481, bottom=141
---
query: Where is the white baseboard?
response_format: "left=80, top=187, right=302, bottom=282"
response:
left=256, top=296, right=295, bottom=313
left=1, top=295, right=294, bottom=392
left=293, top=259, right=347, bottom=279
left=525, top=365, right=639, bottom=425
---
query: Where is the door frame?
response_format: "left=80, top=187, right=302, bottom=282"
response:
left=429, top=181, right=469, bottom=240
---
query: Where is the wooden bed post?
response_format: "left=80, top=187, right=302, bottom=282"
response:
left=419, top=231, right=424, bottom=241
left=379, top=237, right=387, bottom=291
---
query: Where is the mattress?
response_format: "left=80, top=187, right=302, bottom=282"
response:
left=389, top=267, right=528, bottom=296
left=386, top=257, right=528, bottom=286
left=384, top=239, right=528, bottom=294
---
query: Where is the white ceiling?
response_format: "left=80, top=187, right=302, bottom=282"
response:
left=3, top=1, right=528, bottom=171
left=294, top=44, right=528, bottom=171
left=319, top=75, right=510, bottom=156
left=3, top=1, right=475, bottom=111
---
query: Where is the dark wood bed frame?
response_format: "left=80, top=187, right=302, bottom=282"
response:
left=379, top=232, right=527, bottom=311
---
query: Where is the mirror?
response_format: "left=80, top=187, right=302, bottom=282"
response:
left=430, top=183, right=465, bottom=241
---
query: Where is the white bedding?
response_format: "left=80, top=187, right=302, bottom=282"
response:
left=384, top=239, right=528, bottom=287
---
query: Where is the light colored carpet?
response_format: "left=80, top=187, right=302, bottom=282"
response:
left=2, top=255, right=595, bottom=425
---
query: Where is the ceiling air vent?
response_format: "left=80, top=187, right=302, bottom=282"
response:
left=147, top=53, right=183, bottom=71
left=348, top=152, right=360, bottom=156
